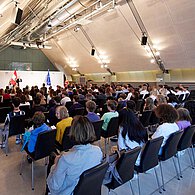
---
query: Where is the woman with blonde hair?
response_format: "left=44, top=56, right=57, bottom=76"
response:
left=55, top=106, right=73, bottom=145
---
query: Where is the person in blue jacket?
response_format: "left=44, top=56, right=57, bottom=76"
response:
left=28, top=111, right=50, bottom=153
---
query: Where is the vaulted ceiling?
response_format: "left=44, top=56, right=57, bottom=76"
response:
left=0, top=0, right=195, bottom=76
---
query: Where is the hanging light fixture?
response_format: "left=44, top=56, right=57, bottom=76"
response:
left=141, top=33, right=147, bottom=45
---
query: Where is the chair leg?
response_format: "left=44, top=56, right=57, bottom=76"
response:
left=154, top=167, right=162, bottom=193
left=137, top=173, right=141, bottom=195
left=172, top=157, right=180, bottom=180
left=31, top=161, right=34, bottom=190
left=187, top=148, right=194, bottom=169
left=129, top=180, right=135, bottom=195
left=104, top=138, right=107, bottom=157
left=19, top=153, right=25, bottom=175
left=159, top=161, right=165, bottom=191
left=176, top=153, right=183, bottom=178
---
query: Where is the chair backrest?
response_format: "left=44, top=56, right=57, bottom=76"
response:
left=108, top=147, right=141, bottom=189
left=184, top=100, right=195, bottom=124
left=149, top=111, right=160, bottom=126
left=139, top=110, right=152, bottom=127
left=139, top=136, right=164, bottom=172
left=74, top=107, right=85, bottom=116
left=106, top=117, right=119, bottom=137
left=73, top=162, right=109, bottom=195
left=9, top=114, right=26, bottom=137
left=34, top=129, right=56, bottom=160
left=177, top=125, right=195, bottom=151
left=136, top=99, right=145, bottom=113
left=20, top=105, right=31, bottom=119
left=0, top=107, right=12, bottom=123
left=61, top=126, right=77, bottom=151
left=65, top=101, right=73, bottom=111
left=92, top=120, right=104, bottom=141
left=178, top=94, right=184, bottom=102
left=160, top=130, right=183, bottom=161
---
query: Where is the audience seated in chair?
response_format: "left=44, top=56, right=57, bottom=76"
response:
left=55, top=106, right=73, bottom=145
left=48, top=96, right=61, bottom=126
left=0, top=97, right=25, bottom=148
left=118, top=109, right=148, bottom=165
left=46, top=116, right=102, bottom=195
left=101, top=100, right=119, bottom=131
left=68, top=95, right=83, bottom=117
left=152, top=104, right=179, bottom=154
left=85, top=100, right=100, bottom=122
left=176, top=107, right=192, bottom=130
left=25, top=111, right=51, bottom=153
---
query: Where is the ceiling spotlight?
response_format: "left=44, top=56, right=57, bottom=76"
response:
left=155, top=51, right=160, bottom=56
left=91, top=47, right=95, bottom=56
left=47, top=20, right=52, bottom=28
left=23, top=43, right=26, bottom=49
left=141, top=33, right=147, bottom=45
left=101, top=65, right=104, bottom=68
left=150, top=59, right=155, bottom=63
left=74, top=25, right=80, bottom=32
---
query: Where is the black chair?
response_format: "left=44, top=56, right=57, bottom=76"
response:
left=177, top=125, right=195, bottom=177
left=135, top=136, right=164, bottom=195
left=136, top=99, right=145, bottom=113
left=139, top=110, right=152, bottom=127
left=158, top=130, right=183, bottom=191
left=73, top=161, right=109, bottom=195
left=59, top=126, right=76, bottom=151
left=20, top=105, right=31, bottom=119
left=65, top=101, right=73, bottom=111
left=74, top=107, right=85, bottom=116
left=0, top=107, right=12, bottom=123
left=106, top=147, right=141, bottom=195
left=184, top=100, right=195, bottom=125
left=3, top=114, right=26, bottom=155
left=178, top=94, right=184, bottom=103
left=101, top=117, right=119, bottom=155
left=20, top=129, right=56, bottom=190
left=92, top=120, right=104, bottom=141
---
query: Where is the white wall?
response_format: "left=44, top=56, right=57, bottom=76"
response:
left=0, top=70, right=64, bottom=90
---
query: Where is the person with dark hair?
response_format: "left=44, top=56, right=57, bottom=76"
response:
left=41, top=83, right=47, bottom=96
left=47, top=116, right=102, bottom=195
left=0, top=97, right=25, bottom=147
left=49, top=96, right=61, bottom=126
left=31, top=96, right=47, bottom=117
left=27, top=111, right=50, bottom=153
left=85, top=100, right=100, bottom=122
left=152, top=104, right=179, bottom=154
left=68, top=95, right=83, bottom=117
left=176, top=108, right=192, bottom=130
left=101, top=100, right=119, bottom=131
left=118, top=109, right=148, bottom=165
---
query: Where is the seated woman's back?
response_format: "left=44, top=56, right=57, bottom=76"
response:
left=152, top=104, right=179, bottom=151
left=47, top=116, right=102, bottom=195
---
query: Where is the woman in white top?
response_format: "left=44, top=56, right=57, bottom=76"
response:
left=118, top=109, right=148, bottom=165
left=152, top=104, right=179, bottom=154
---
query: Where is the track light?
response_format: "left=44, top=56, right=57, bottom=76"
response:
left=141, top=33, right=147, bottom=45
left=91, top=47, right=95, bottom=56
